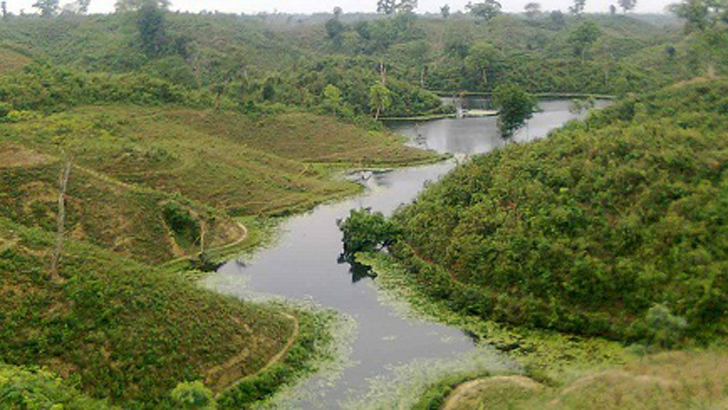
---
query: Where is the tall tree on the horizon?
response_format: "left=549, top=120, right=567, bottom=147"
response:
left=440, top=4, right=450, bottom=18
left=137, top=0, right=166, bottom=56
left=377, top=0, right=397, bottom=14
left=525, top=2, right=542, bottom=19
left=115, top=0, right=169, bottom=13
left=1, top=1, right=7, bottom=19
left=618, top=0, right=637, bottom=13
left=466, top=0, right=502, bottom=20
left=569, top=0, right=586, bottom=15
left=32, top=0, right=59, bottom=17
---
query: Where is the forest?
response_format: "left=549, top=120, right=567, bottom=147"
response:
left=1, top=0, right=727, bottom=408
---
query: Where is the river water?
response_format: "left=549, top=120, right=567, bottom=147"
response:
left=204, top=100, right=609, bottom=408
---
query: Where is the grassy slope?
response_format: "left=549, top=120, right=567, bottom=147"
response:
left=0, top=218, right=295, bottom=408
left=0, top=105, right=437, bottom=264
left=392, top=79, right=728, bottom=341
left=444, top=350, right=728, bottom=409
left=0, top=47, right=31, bottom=75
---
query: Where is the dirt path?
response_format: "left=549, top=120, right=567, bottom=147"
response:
left=442, top=376, right=543, bottom=410
left=209, top=313, right=300, bottom=394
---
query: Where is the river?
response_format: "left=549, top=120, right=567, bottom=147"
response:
left=204, top=99, right=610, bottom=408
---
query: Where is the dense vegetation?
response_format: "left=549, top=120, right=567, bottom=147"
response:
left=0, top=218, right=295, bottom=407
left=385, top=80, right=728, bottom=343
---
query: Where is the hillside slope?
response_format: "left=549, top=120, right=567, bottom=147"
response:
left=391, top=79, right=728, bottom=342
left=0, top=105, right=436, bottom=264
left=0, top=218, right=295, bottom=408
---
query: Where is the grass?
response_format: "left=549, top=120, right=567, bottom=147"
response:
left=0, top=218, right=298, bottom=408
left=446, top=350, right=728, bottom=409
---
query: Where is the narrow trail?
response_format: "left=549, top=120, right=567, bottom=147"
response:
left=209, top=313, right=301, bottom=395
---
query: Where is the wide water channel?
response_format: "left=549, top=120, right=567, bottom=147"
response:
left=204, top=100, right=609, bottom=408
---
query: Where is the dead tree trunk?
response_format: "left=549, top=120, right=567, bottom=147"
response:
left=51, top=158, right=72, bottom=283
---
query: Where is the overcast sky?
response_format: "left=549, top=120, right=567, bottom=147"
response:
left=8, top=0, right=677, bottom=15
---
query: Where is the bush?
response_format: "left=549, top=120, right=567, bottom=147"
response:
left=171, top=381, right=217, bottom=409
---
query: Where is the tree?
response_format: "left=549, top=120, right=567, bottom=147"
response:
left=50, top=156, right=72, bottom=284
left=549, top=10, right=566, bottom=29
left=466, top=0, right=502, bottom=20
left=524, top=2, right=541, bottom=19
left=492, top=83, right=536, bottom=139
left=115, top=0, right=169, bottom=13
left=171, top=381, right=217, bottom=409
left=369, top=83, right=392, bottom=120
left=398, top=0, right=418, bottom=13
left=618, top=0, right=637, bottom=13
left=610, top=4, right=617, bottom=15
left=644, top=304, right=687, bottom=349
left=569, top=21, right=601, bottom=62
left=325, top=17, right=345, bottom=48
left=333, top=6, right=343, bottom=17
left=569, top=0, right=586, bottom=15
left=465, top=41, right=503, bottom=88
left=32, top=0, right=59, bottom=17
left=1, top=1, right=7, bottom=18
left=337, top=208, right=401, bottom=257
left=440, top=4, right=450, bottom=18
left=377, top=0, right=397, bottom=14
left=322, top=84, right=353, bottom=118
left=137, top=0, right=166, bottom=56
left=78, top=0, right=91, bottom=13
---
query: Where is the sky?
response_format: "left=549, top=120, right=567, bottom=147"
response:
left=8, top=0, right=677, bottom=15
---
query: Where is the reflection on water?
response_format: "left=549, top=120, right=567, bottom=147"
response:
left=205, top=99, right=609, bottom=408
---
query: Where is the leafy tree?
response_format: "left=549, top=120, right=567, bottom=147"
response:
left=338, top=208, right=401, bottom=257
left=467, top=0, right=502, bottom=20
left=1, top=1, right=7, bottom=18
left=377, top=0, right=397, bottom=14
left=137, top=0, right=167, bottom=57
left=525, top=2, right=541, bottom=19
left=171, top=381, right=217, bottom=409
left=644, top=304, right=687, bottom=349
left=333, top=6, right=343, bottom=17
left=569, top=0, right=586, bottom=15
left=325, top=17, right=345, bottom=48
left=369, top=82, right=392, bottom=119
left=32, top=0, right=59, bottom=17
left=440, top=4, right=450, bottom=18
left=569, top=21, right=601, bottom=62
left=492, top=83, right=536, bottom=138
left=610, top=4, right=617, bottom=15
left=618, top=0, right=637, bottom=13
left=398, top=0, right=418, bottom=13
left=115, top=0, right=169, bottom=13
left=322, top=84, right=353, bottom=118
left=465, top=41, right=503, bottom=87
left=548, top=10, right=566, bottom=29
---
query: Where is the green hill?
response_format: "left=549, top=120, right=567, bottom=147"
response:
left=390, top=79, right=728, bottom=342
left=0, top=218, right=296, bottom=408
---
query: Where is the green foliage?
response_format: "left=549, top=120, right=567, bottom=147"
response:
left=162, top=201, right=201, bottom=246
left=391, top=80, right=728, bottom=342
left=0, top=364, right=113, bottom=409
left=467, top=1, right=503, bottom=20
left=338, top=208, right=401, bottom=257
left=137, top=1, right=167, bottom=57
left=171, top=381, right=217, bottom=409
left=491, top=83, right=536, bottom=138
left=643, top=304, right=688, bottom=348
left=0, top=219, right=295, bottom=408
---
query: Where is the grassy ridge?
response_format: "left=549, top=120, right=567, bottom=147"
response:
left=391, top=79, right=728, bottom=342
left=0, top=218, right=295, bottom=408
left=438, top=350, right=728, bottom=409
left=0, top=105, right=438, bottom=265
